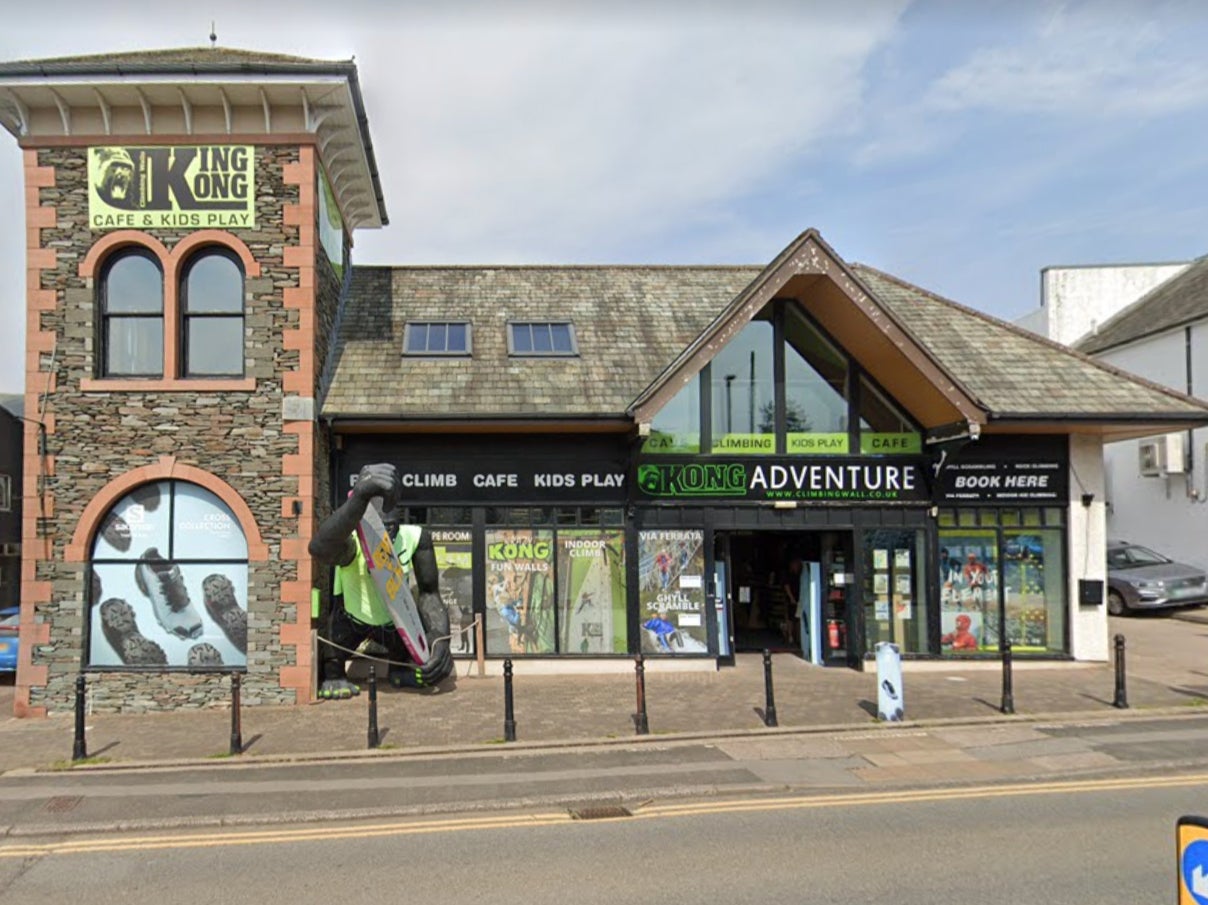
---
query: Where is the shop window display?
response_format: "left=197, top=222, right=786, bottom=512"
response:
left=938, top=508, right=1066, bottom=655
left=638, top=530, right=707, bottom=654
left=485, top=528, right=556, bottom=654
left=429, top=528, right=475, bottom=656
left=862, top=529, right=928, bottom=653
left=556, top=529, right=628, bottom=654
left=88, top=480, right=248, bottom=669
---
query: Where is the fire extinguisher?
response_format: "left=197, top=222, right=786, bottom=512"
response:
left=828, top=619, right=843, bottom=649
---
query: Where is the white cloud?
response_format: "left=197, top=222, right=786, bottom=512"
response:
left=0, top=1, right=910, bottom=391
left=360, top=9, right=909, bottom=262
left=925, top=2, right=1208, bottom=117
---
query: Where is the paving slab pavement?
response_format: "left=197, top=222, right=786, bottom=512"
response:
left=0, top=612, right=1203, bottom=775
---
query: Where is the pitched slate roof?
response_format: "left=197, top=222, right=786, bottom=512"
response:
left=322, top=265, right=761, bottom=420
left=320, top=234, right=1208, bottom=430
left=1075, top=254, right=1208, bottom=355
left=853, top=266, right=1208, bottom=421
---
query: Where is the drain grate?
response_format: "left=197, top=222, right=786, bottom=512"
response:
left=569, top=804, right=632, bottom=821
left=43, top=796, right=83, bottom=813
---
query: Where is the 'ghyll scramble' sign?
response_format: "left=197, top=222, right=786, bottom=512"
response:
left=89, top=146, right=256, bottom=230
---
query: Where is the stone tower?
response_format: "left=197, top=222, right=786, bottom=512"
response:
left=0, top=47, right=385, bottom=714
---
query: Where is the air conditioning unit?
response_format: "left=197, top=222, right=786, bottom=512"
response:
left=1139, top=433, right=1186, bottom=476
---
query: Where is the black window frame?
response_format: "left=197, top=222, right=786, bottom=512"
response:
left=404, top=321, right=473, bottom=357
left=507, top=321, right=578, bottom=357
left=180, top=247, right=246, bottom=379
left=98, top=247, right=165, bottom=378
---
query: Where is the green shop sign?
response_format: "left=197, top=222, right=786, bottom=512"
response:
left=636, top=456, right=931, bottom=503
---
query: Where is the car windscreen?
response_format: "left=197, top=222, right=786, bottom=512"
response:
left=1109, top=546, right=1171, bottom=568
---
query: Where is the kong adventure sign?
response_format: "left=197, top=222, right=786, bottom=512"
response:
left=635, top=456, right=931, bottom=503
left=89, top=146, right=256, bottom=231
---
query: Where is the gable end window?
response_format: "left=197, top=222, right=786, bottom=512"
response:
left=0, top=474, right=10, bottom=512
left=508, top=322, right=577, bottom=356
left=100, top=249, right=164, bottom=378
left=405, top=322, right=471, bottom=356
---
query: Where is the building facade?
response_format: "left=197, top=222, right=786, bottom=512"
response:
left=3, top=48, right=1208, bottom=715
left=1073, top=260, right=1208, bottom=578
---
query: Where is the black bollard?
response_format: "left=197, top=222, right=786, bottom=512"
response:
left=503, top=659, right=517, bottom=742
left=634, top=654, right=650, bottom=735
left=1000, top=639, right=1015, bottom=715
left=367, top=665, right=380, bottom=748
left=1113, top=633, right=1129, bottom=709
left=762, top=649, right=778, bottom=727
left=72, top=674, right=88, bottom=762
left=229, top=672, right=243, bottom=756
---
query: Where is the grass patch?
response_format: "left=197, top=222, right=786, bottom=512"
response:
left=50, top=756, right=112, bottom=770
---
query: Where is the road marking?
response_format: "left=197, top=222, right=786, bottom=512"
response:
left=2, top=771, right=1206, bottom=858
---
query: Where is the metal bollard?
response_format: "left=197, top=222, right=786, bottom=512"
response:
left=1000, top=639, right=1015, bottom=715
left=72, top=674, right=88, bottom=762
left=229, top=672, right=243, bottom=756
left=367, top=665, right=380, bottom=748
left=634, top=654, right=650, bottom=735
left=762, top=649, right=778, bottom=727
left=503, top=659, right=517, bottom=742
left=1113, top=633, right=1129, bottom=709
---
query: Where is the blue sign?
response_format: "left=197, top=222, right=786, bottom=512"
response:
left=1182, top=838, right=1208, bottom=903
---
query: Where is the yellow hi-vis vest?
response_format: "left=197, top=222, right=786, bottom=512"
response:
left=333, top=524, right=422, bottom=626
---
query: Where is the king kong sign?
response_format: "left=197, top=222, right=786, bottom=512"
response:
left=89, top=145, right=257, bottom=230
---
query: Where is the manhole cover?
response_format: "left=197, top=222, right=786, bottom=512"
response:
left=568, top=805, right=632, bottom=820
left=43, top=796, right=83, bottom=813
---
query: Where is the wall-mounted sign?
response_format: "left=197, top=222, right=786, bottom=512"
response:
left=88, top=145, right=256, bottom=231
left=317, top=169, right=344, bottom=277
left=634, top=456, right=931, bottom=503
left=936, top=437, right=1069, bottom=504
left=343, top=465, right=628, bottom=503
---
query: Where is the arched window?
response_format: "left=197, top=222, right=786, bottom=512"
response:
left=180, top=249, right=244, bottom=377
left=99, top=249, right=164, bottom=377
left=88, top=480, right=249, bottom=670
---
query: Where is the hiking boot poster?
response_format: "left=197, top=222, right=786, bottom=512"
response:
left=87, top=480, right=249, bottom=669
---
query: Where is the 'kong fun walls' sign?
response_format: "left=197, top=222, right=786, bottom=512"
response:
left=88, top=146, right=256, bottom=230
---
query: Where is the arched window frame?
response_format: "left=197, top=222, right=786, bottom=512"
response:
left=80, top=230, right=260, bottom=392
left=179, top=247, right=246, bottom=378
left=98, top=247, right=165, bottom=378
left=86, top=479, right=250, bottom=671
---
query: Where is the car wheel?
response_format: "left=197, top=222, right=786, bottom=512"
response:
left=1107, top=590, right=1129, bottom=616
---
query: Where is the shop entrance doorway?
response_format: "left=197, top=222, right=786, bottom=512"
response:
left=717, top=530, right=858, bottom=667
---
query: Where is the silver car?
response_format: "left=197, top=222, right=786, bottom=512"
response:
left=1106, top=540, right=1208, bottom=615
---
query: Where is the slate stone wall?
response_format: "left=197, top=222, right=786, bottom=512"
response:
left=30, top=145, right=304, bottom=713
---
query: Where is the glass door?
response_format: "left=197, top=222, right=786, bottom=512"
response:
left=862, top=529, right=929, bottom=654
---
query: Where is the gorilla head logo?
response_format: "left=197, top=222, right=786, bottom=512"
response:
left=95, top=148, right=137, bottom=208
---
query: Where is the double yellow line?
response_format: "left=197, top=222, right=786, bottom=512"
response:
left=3, top=771, right=1206, bottom=858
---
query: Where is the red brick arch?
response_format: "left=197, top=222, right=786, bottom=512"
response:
left=66, top=456, right=268, bottom=563
left=78, top=229, right=261, bottom=280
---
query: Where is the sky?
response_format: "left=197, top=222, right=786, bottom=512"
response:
left=2, top=0, right=1208, bottom=393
